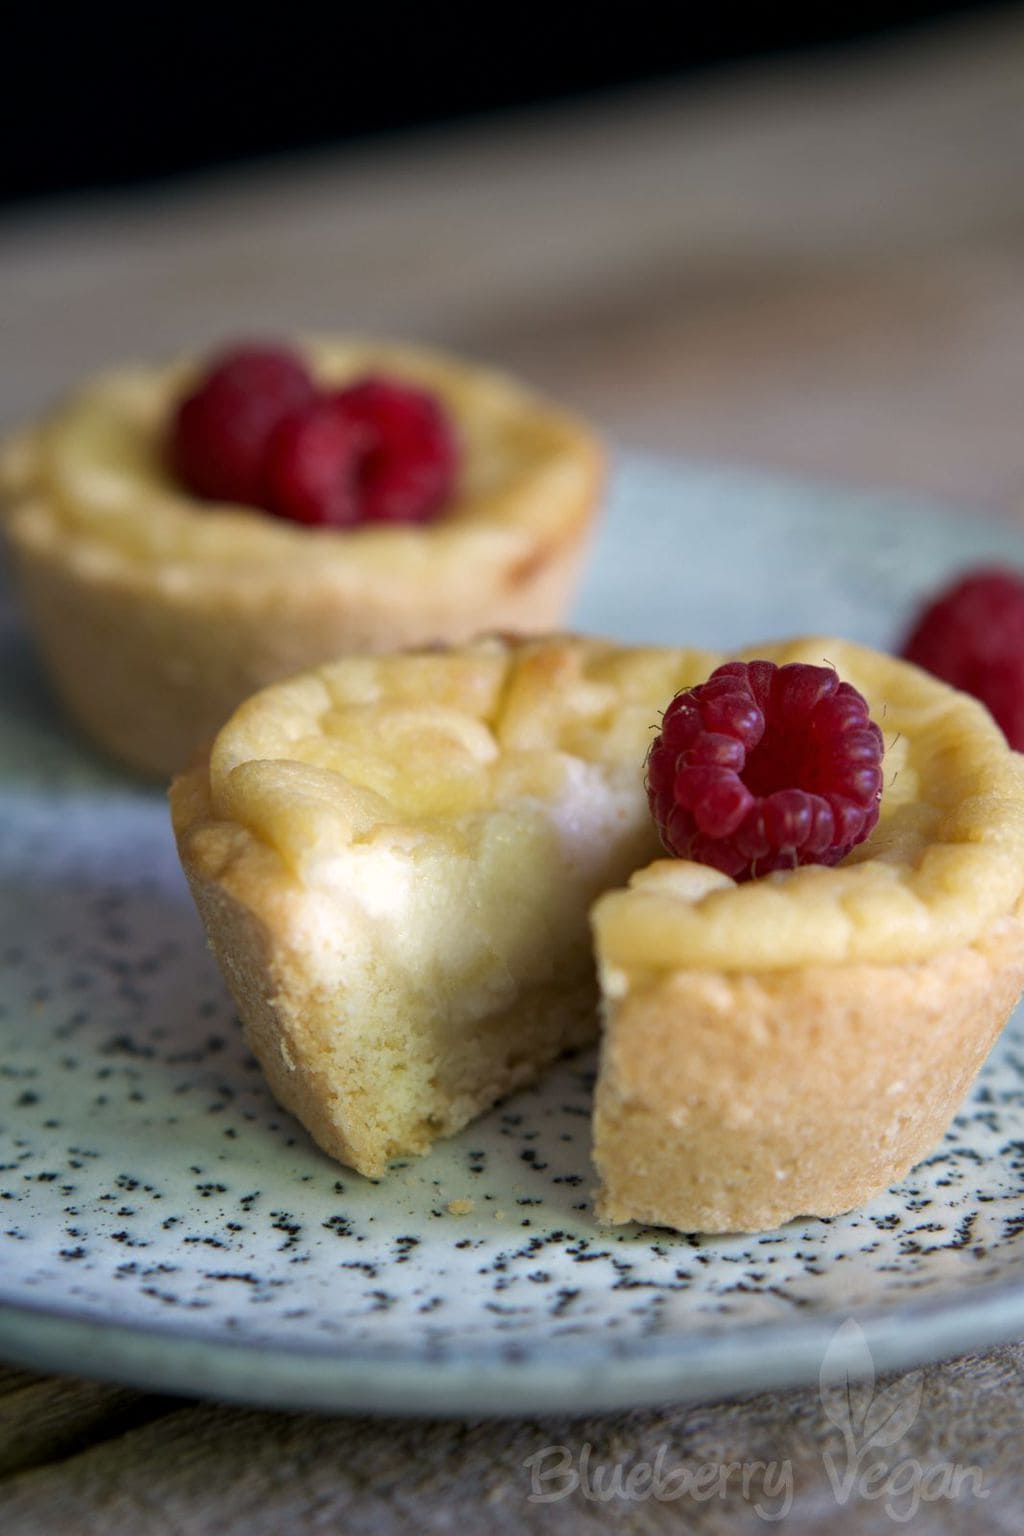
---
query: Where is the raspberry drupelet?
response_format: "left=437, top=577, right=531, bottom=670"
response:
left=646, top=660, right=884, bottom=881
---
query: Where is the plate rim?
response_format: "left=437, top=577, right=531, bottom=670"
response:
left=2, top=1266, right=1024, bottom=1416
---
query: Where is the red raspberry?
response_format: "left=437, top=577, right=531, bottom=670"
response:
left=331, top=376, right=459, bottom=524
left=646, top=660, right=884, bottom=881
left=169, top=345, right=316, bottom=505
left=261, top=399, right=366, bottom=528
left=901, top=567, right=1024, bottom=750
left=172, top=346, right=460, bottom=528
left=260, top=377, right=459, bottom=528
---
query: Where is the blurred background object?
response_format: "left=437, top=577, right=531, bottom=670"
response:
left=1, top=3, right=1023, bottom=505
left=2, top=2, right=1010, bottom=203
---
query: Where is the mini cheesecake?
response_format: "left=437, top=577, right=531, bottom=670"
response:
left=170, top=634, right=1024, bottom=1230
left=0, top=340, right=602, bottom=778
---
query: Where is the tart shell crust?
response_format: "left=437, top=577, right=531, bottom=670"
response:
left=6, top=507, right=590, bottom=779
left=593, top=903, right=1024, bottom=1233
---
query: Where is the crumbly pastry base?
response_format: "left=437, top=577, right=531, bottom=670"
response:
left=593, top=903, right=1024, bottom=1233
left=1, top=339, right=602, bottom=778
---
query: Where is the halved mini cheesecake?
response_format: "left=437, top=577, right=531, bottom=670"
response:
left=170, top=634, right=1024, bottom=1229
left=170, top=636, right=686, bottom=1174
left=1, top=340, right=602, bottom=777
left=592, top=636, right=1024, bottom=1231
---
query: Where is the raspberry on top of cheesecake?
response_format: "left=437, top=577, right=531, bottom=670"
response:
left=170, top=344, right=459, bottom=528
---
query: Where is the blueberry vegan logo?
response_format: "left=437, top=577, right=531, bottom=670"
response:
left=819, top=1318, right=988, bottom=1521
left=523, top=1441, right=793, bottom=1518
left=521, top=1318, right=990, bottom=1522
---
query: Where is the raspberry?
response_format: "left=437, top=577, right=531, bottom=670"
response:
left=170, top=345, right=316, bottom=505
left=901, top=567, right=1024, bottom=750
left=331, top=376, right=458, bottom=524
left=262, top=399, right=366, bottom=528
left=646, top=660, right=884, bottom=880
left=170, top=349, right=459, bottom=528
left=260, top=378, right=459, bottom=528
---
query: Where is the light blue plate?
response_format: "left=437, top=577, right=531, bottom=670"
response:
left=3, top=456, right=1024, bottom=1415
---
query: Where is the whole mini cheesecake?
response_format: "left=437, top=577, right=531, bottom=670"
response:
left=170, top=633, right=1024, bottom=1231
left=0, top=339, right=602, bottom=777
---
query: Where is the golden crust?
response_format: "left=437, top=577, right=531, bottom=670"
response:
left=170, top=632, right=1024, bottom=1225
left=1, top=340, right=603, bottom=777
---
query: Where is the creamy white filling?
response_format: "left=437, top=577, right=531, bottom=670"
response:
left=545, top=759, right=647, bottom=884
left=286, top=757, right=654, bottom=1027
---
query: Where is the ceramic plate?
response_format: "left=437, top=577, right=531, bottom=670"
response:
left=3, top=456, right=1024, bottom=1417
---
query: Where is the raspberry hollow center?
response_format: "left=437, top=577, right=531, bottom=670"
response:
left=646, top=660, right=884, bottom=881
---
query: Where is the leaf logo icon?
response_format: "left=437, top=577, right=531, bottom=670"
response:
left=819, top=1317, right=876, bottom=1437
left=861, top=1373, right=924, bottom=1449
left=818, top=1317, right=983, bottom=1515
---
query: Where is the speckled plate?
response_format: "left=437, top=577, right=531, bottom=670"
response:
left=3, top=456, right=1024, bottom=1417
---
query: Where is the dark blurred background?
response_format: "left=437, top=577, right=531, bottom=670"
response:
left=2, top=1, right=1012, bottom=204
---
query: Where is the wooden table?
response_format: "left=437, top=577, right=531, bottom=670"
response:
left=3, top=11, right=1024, bottom=1529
